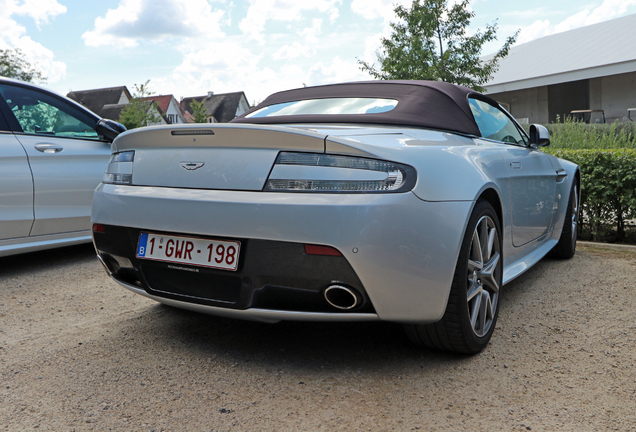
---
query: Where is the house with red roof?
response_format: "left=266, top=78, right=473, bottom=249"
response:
left=139, top=94, right=188, bottom=125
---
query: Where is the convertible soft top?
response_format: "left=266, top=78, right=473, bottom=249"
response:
left=232, top=80, right=499, bottom=136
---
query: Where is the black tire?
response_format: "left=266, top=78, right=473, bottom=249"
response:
left=404, top=200, right=503, bottom=354
left=550, top=180, right=579, bottom=259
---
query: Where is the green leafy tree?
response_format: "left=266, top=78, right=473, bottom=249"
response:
left=119, top=80, right=163, bottom=129
left=0, top=48, right=46, bottom=83
left=190, top=99, right=209, bottom=123
left=358, top=0, right=518, bottom=92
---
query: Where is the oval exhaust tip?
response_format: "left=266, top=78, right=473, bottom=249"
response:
left=324, top=285, right=361, bottom=310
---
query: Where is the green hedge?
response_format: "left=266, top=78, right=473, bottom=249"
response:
left=545, top=148, right=636, bottom=241
left=523, top=120, right=636, bottom=149
left=547, top=121, right=636, bottom=150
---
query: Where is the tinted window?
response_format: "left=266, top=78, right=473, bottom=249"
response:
left=246, top=98, right=398, bottom=118
left=0, top=84, right=99, bottom=139
left=469, top=98, right=527, bottom=145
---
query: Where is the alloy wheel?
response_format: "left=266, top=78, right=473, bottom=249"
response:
left=466, top=215, right=501, bottom=338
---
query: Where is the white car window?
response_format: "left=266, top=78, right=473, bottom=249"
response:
left=246, top=98, right=398, bottom=118
left=468, top=98, right=527, bottom=145
left=0, top=84, right=100, bottom=140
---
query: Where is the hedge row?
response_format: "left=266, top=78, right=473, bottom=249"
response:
left=523, top=120, right=636, bottom=149
left=546, top=121, right=636, bottom=149
left=545, top=148, right=636, bottom=241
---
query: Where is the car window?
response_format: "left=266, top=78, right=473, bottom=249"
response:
left=468, top=98, right=527, bottom=145
left=0, top=84, right=100, bottom=140
left=246, top=98, right=398, bottom=118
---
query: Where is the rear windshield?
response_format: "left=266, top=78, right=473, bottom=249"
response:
left=245, top=97, right=398, bottom=118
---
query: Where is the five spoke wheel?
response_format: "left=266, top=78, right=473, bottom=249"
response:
left=404, top=200, right=503, bottom=353
left=467, top=215, right=501, bottom=338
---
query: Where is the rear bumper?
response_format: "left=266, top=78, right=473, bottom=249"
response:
left=92, top=184, right=473, bottom=324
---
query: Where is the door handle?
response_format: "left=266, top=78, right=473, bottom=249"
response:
left=510, top=162, right=522, bottom=169
left=556, top=169, right=567, bottom=182
left=35, top=143, right=64, bottom=153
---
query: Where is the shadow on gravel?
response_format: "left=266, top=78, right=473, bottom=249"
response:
left=99, top=256, right=568, bottom=374
left=0, top=243, right=97, bottom=277
left=117, top=303, right=474, bottom=375
left=145, top=255, right=566, bottom=372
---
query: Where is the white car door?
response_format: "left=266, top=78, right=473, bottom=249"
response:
left=0, top=131, right=34, bottom=240
left=0, top=83, right=112, bottom=237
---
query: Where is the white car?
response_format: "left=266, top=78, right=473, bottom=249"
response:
left=91, top=81, right=579, bottom=353
left=0, top=77, right=124, bottom=257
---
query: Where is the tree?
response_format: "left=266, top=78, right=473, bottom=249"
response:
left=0, top=48, right=46, bottom=83
left=190, top=99, right=209, bottom=123
left=358, top=0, right=518, bottom=92
left=119, top=80, right=163, bottom=130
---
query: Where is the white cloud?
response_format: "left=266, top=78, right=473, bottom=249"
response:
left=154, top=41, right=270, bottom=100
left=300, top=19, right=322, bottom=44
left=555, top=0, right=636, bottom=32
left=514, top=0, right=636, bottom=45
left=239, top=0, right=340, bottom=43
left=82, top=0, right=225, bottom=47
left=13, top=0, right=66, bottom=28
left=350, top=0, right=469, bottom=21
left=14, top=34, right=66, bottom=81
left=350, top=0, right=399, bottom=20
left=306, top=56, right=368, bottom=86
left=516, top=19, right=551, bottom=44
left=273, top=42, right=316, bottom=60
left=329, top=7, right=339, bottom=23
left=0, top=0, right=66, bottom=82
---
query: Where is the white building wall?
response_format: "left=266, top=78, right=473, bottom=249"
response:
left=165, top=98, right=186, bottom=124
left=597, top=71, right=636, bottom=122
left=488, top=86, right=549, bottom=124
left=118, top=92, right=130, bottom=105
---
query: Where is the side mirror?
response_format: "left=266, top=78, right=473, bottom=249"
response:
left=96, top=119, right=126, bottom=142
left=529, top=124, right=550, bottom=148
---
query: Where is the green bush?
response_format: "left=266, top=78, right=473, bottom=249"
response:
left=523, top=119, right=636, bottom=149
left=548, top=121, right=636, bottom=149
left=546, top=149, right=636, bottom=241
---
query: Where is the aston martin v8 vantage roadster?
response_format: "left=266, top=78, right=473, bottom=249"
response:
left=91, top=81, right=579, bottom=353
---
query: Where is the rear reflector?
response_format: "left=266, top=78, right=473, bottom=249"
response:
left=92, top=224, right=105, bottom=233
left=304, top=244, right=342, bottom=256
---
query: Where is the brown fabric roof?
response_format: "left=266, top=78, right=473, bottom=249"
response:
left=232, top=81, right=496, bottom=136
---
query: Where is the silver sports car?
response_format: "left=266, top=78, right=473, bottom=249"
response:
left=91, top=81, right=579, bottom=353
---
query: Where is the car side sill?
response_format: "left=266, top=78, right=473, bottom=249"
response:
left=113, top=277, right=382, bottom=324
left=0, top=231, right=92, bottom=257
left=503, top=236, right=559, bottom=285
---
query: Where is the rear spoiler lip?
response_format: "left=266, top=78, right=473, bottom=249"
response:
left=111, top=123, right=329, bottom=154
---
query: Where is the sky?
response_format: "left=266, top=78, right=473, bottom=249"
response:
left=2, top=0, right=636, bottom=105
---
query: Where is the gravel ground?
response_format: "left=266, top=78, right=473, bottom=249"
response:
left=0, top=242, right=635, bottom=431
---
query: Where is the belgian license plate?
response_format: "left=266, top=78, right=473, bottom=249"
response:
left=136, top=232, right=240, bottom=271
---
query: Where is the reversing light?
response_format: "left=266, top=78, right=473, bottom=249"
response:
left=264, top=152, right=416, bottom=193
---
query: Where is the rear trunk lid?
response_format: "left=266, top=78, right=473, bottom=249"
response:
left=113, top=124, right=327, bottom=191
